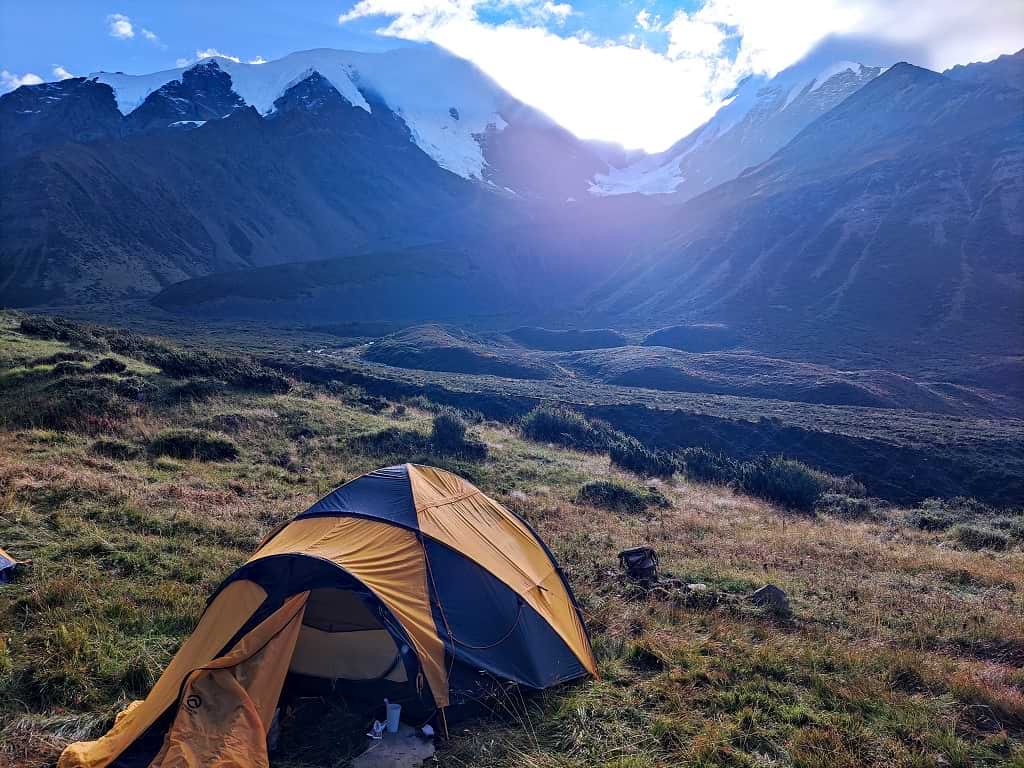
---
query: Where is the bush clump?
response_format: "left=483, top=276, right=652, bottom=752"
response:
left=167, top=378, right=227, bottom=402
left=49, top=361, right=90, bottom=377
left=909, top=497, right=996, bottom=532
left=519, top=405, right=612, bottom=451
left=816, top=493, right=884, bottom=520
left=18, top=316, right=107, bottom=350
left=825, top=474, right=867, bottom=498
left=950, top=524, right=1009, bottom=551
left=146, top=348, right=289, bottom=394
left=113, top=375, right=158, bottom=402
left=679, top=447, right=838, bottom=513
left=91, top=437, right=142, bottom=460
left=92, top=357, right=128, bottom=374
left=350, top=427, right=430, bottom=457
left=12, top=376, right=134, bottom=433
left=680, top=447, right=738, bottom=484
left=609, top=435, right=678, bottom=477
left=431, top=409, right=488, bottom=459
left=737, top=456, right=829, bottom=513
left=432, top=409, right=466, bottom=447
left=576, top=480, right=669, bottom=514
left=148, top=429, right=239, bottom=462
left=30, top=351, right=92, bottom=366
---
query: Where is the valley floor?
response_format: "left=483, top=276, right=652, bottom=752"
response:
left=0, top=315, right=1021, bottom=767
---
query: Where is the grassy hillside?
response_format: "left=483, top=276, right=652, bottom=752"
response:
left=363, top=324, right=563, bottom=380
left=299, top=346, right=1024, bottom=506
left=0, top=314, right=1021, bottom=768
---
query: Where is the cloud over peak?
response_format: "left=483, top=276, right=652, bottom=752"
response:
left=107, top=13, right=134, bottom=40
left=337, top=0, right=1023, bottom=151
left=0, top=69, right=44, bottom=93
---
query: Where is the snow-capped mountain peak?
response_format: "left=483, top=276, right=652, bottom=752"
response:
left=590, top=59, right=884, bottom=199
left=89, top=46, right=512, bottom=180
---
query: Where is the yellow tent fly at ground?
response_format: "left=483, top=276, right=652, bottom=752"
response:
left=60, top=464, right=597, bottom=768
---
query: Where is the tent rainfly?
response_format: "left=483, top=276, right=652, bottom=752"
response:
left=59, top=464, right=597, bottom=768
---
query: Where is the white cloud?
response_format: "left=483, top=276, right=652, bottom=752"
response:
left=635, top=10, right=661, bottom=33
left=52, top=65, right=75, bottom=80
left=0, top=69, right=44, bottom=92
left=107, top=13, right=134, bottom=39
left=196, top=48, right=242, bottom=63
left=533, top=2, right=572, bottom=22
left=177, top=51, right=267, bottom=68
left=338, top=0, right=1024, bottom=151
left=141, top=28, right=165, bottom=48
left=665, top=14, right=726, bottom=58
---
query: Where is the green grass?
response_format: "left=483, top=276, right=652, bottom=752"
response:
left=0, top=312, right=1022, bottom=768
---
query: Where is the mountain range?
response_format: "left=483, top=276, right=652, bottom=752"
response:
left=0, top=43, right=1020, bottom=377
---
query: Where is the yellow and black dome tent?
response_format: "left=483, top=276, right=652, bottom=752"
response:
left=60, top=464, right=597, bottom=768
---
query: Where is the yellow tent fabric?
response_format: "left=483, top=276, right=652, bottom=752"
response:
left=58, top=463, right=596, bottom=768
left=148, top=592, right=308, bottom=768
left=408, top=465, right=597, bottom=679
left=248, top=515, right=449, bottom=706
left=58, top=579, right=268, bottom=768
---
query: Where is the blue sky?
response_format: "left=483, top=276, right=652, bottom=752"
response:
left=2, top=1, right=1020, bottom=150
left=0, top=1, right=704, bottom=74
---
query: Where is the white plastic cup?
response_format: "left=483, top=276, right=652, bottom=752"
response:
left=386, top=702, right=401, bottom=734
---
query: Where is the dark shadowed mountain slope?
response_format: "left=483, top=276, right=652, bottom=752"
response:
left=6, top=46, right=610, bottom=199
left=122, top=59, right=246, bottom=133
left=0, top=46, right=623, bottom=309
left=945, top=48, right=1024, bottom=90
left=0, top=71, right=506, bottom=306
left=587, top=62, right=1024, bottom=370
left=148, top=190, right=673, bottom=324
left=0, top=77, right=123, bottom=161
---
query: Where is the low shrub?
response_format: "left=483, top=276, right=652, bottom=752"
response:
left=950, top=524, right=1010, bottom=551
left=909, top=497, right=1001, bottom=533
left=91, top=437, right=141, bottom=460
left=825, top=474, right=867, bottom=498
left=29, top=351, right=91, bottom=366
left=992, top=516, right=1024, bottom=544
left=10, top=376, right=134, bottom=433
left=100, top=327, right=171, bottom=358
left=432, top=409, right=467, bottom=447
left=148, top=429, right=239, bottom=462
left=816, top=493, right=884, bottom=520
left=431, top=409, right=488, bottom=460
left=737, top=456, right=829, bottom=513
left=680, top=448, right=843, bottom=512
left=146, top=348, right=289, bottom=393
left=350, top=427, right=430, bottom=457
left=679, top=447, right=738, bottom=485
left=609, top=436, right=678, bottom=477
left=50, top=361, right=89, bottom=377
left=357, top=394, right=390, bottom=412
left=113, top=375, right=158, bottom=402
left=576, top=480, right=669, bottom=514
left=201, top=413, right=256, bottom=434
left=167, top=378, right=227, bottom=402
left=92, top=358, right=128, bottom=375
left=18, top=316, right=107, bottom=350
left=519, top=404, right=612, bottom=451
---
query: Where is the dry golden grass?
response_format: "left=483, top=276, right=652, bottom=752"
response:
left=0, top=317, right=1021, bottom=767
